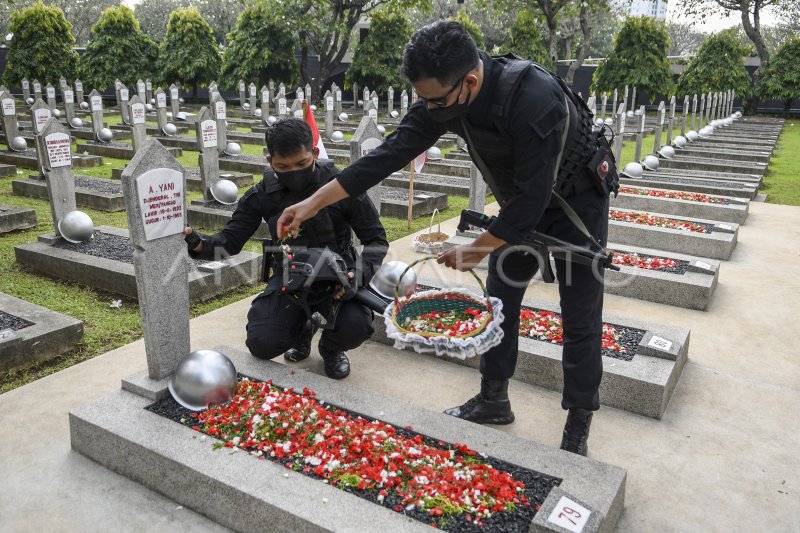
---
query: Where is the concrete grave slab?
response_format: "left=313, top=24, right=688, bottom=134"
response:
left=379, top=186, right=448, bottom=218
left=373, top=277, right=690, bottom=419
left=0, top=291, right=83, bottom=371
left=620, top=174, right=758, bottom=200
left=0, top=149, right=103, bottom=170
left=70, top=345, right=626, bottom=533
left=12, top=175, right=125, bottom=212
left=0, top=204, right=37, bottom=233
left=659, top=156, right=766, bottom=176
left=78, top=141, right=182, bottom=160
left=611, top=185, right=749, bottom=224
left=14, top=226, right=262, bottom=302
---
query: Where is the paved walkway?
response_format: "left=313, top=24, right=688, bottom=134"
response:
left=1, top=200, right=798, bottom=532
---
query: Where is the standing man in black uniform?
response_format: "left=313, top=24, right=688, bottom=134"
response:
left=277, top=22, right=613, bottom=455
left=184, top=118, right=389, bottom=379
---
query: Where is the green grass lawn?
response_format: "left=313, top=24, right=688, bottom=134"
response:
left=762, top=122, right=800, bottom=206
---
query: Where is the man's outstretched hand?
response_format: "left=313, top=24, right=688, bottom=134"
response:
left=436, top=231, right=506, bottom=271
left=276, top=197, right=318, bottom=239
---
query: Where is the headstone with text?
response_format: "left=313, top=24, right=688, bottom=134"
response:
left=363, top=87, right=369, bottom=110
left=351, top=82, right=359, bottom=109
left=324, top=90, right=334, bottom=139
left=334, top=84, right=342, bottom=114
left=195, top=107, right=220, bottom=203
left=248, top=83, right=257, bottom=116
left=22, top=78, right=30, bottom=102
left=169, top=84, right=180, bottom=119
left=30, top=99, right=53, bottom=175
left=75, top=79, right=84, bottom=105
left=33, top=80, right=42, bottom=101
left=120, top=139, right=190, bottom=379
left=468, top=162, right=486, bottom=214
left=40, top=117, right=76, bottom=235
left=387, top=87, right=394, bottom=115
left=137, top=79, right=146, bottom=101
left=290, top=98, right=303, bottom=119
left=260, top=85, right=270, bottom=123
left=400, top=89, right=408, bottom=119
left=155, top=88, right=169, bottom=133
left=45, top=84, right=57, bottom=111
left=691, top=94, right=698, bottom=131
left=653, top=101, right=665, bottom=155
left=350, top=116, right=383, bottom=211
left=211, top=93, right=227, bottom=156
left=365, top=100, right=378, bottom=124
left=634, top=105, right=646, bottom=162
left=128, top=95, right=147, bottom=153
left=119, top=84, right=131, bottom=125
left=63, top=88, right=75, bottom=123
left=0, top=91, right=19, bottom=140
left=145, top=79, right=153, bottom=103
left=666, top=96, right=676, bottom=146
left=238, top=80, right=246, bottom=108
left=88, top=90, right=104, bottom=138
left=681, top=95, right=689, bottom=136
left=305, top=83, right=312, bottom=104
left=297, top=87, right=304, bottom=102
left=370, top=91, right=379, bottom=115
left=276, top=92, right=288, bottom=117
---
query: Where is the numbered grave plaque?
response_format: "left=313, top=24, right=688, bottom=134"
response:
left=45, top=131, right=72, bottom=168
left=200, top=119, right=217, bottom=148
left=547, top=496, right=591, bottom=533
left=157, top=93, right=167, bottom=108
left=647, top=335, right=673, bottom=352
left=136, top=168, right=185, bottom=241
left=91, top=95, right=103, bottom=111
left=34, top=107, right=51, bottom=133
left=2, top=98, right=15, bottom=116
left=131, top=103, right=146, bottom=124
left=64, top=90, right=74, bottom=104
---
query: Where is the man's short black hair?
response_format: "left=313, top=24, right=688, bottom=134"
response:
left=265, top=117, right=313, bottom=157
left=402, top=21, right=481, bottom=86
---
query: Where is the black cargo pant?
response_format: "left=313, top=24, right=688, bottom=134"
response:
left=481, top=188, right=610, bottom=411
left=245, top=277, right=375, bottom=359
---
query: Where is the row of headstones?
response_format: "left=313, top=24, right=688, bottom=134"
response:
left=582, top=90, right=738, bottom=164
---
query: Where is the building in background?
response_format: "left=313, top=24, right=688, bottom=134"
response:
left=623, top=0, right=668, bottom=19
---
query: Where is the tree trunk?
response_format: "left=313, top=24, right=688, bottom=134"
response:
left=564, top=2, right=591, bottom=87
left=299, top=42, right=312, bottom=95
left=547, top=20, right=559, bottom=65
left=740, top=0, right=769, bottom=115
left=564, top=37, right=572, bottom=61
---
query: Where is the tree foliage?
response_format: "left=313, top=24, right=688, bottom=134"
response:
left=2, top=1, right=79, bottom=86
left=676, top=29, right=751, bottom=98
left=78, top=5, right=158, bottom=91
left=592, top=16, right=673, bottom=101
left=758, top=36, right=800, bottom=116
left=220, top=0, right=299, bottom=89
left=346, top=9, right=412, bottom=92
left=502, top=9, right=552, bottom=69
left=134, top=0, right=189, bottom=42
left=193, top=0, right=245, bottom=45
left=157, top=7, right=221, bottom=93
left=452, top=9, right=485, bottom=50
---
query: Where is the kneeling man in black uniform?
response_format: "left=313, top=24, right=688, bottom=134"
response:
left=184, top=118, right=389, bottom=379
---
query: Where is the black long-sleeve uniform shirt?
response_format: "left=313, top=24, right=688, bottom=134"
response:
left=336, top=52, right=569, bottom=245
left=191, top=161, right=389, bottom=285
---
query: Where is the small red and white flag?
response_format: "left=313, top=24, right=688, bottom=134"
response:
left=302, top=100, right=328, bottom=159
left=413, top=151, right=427, bottom=173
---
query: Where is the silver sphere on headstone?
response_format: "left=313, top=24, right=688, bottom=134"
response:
left=390, top=110, right=399, bottom=118
left=69, top=117, right=84, bottom=129
left=734, top=111, right=742, bottom=119
left=80, top=101, right=89, bottom=110
left=358, top=99, right=363, bottom=107
left=210, top=179, right=239, bottom=205
left=243, top=102, right=250, bottom=110
left=97, top=128, right=113, bottom=143
left=162, top=123, right=178, bottom=136
left=145, top=103, right=153, bottom=112
left=224, top=142, right=242, bottom=156
left=594, top=118, right=604, bottom=127
left=686, top=130, right=699, bottom=142
left=178, top=97, right=184, bottom=104
left=254, top=108, right=263, bottom=117
left=634, top=108, right=643, bottom=116
left=150, top=98, right=155, bottom=105
left=626, top=110, right=635, bottom=117
left=168, top=350, right=237, bottom=411
left=604, top=117, right=613, bottom=125
left=642, top=154, right=660, bottom=171
left=310, top=105, right=317, bottom=112
left=673, top=135, right=687, bottom=148
left=699, top=126, right=713, bottom=138
left=267, top=115, right=277, bottom=126
left=377, top=125, right=386, bottom=135
left=331, top=131, right=344, bottom=142
left=426, top=146, right=442, bottom=160
left=338, top=112, right=348, bottom=122
left=9, top=136, right=28, bottom=152
left=53, top=108, right=62, bottom=118
left=621, top=162, right=644, bottom=178
left=58, top=210, right=94, bottom=243
left=175, top=111, right=187, bottom=121
left=658, top=145, right=675, bottom=159
left=369, top=261, right=417, bottom=299
left=723, top=118, right=733, bottom=127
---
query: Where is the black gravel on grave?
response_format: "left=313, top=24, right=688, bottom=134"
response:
left=0, top=310, right=34, bottom=331
left=201, top=200, right=239, bottom=212
left=392, top=172, right=470, bottom=186
left=53, top=231, right=211, bottom=266
left=221, top=154, right=267, bottom=163
left=640, top=175, right=747, bottom=189
left=147, top=380, right=561, bottom=532
left=414, top=285, right=645, bottom=361
left=609, top=250, right=690, bottom=275
left=87, top=140, right=130, bottom=148
left=74, top=176, right=122, bottom=194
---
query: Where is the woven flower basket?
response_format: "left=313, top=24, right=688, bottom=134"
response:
left=412, top=209, right=451, bottom=254
left=383, top=256, right=504, bottom=360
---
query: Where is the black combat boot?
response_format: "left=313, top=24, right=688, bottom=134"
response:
left=559, top=408, right=593, bottom=456
left=318, top=344, right=350, bottom=380
left=443, top=378, right=515, bottom=425
left=284, top=321, right=317, bottom=363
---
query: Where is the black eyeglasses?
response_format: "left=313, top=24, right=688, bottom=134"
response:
left=425, top=74, right=466, bottom=107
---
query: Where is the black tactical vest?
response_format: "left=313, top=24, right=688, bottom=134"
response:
left=445, top=54, right=596, bottom=200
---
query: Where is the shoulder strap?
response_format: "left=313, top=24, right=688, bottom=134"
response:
left=489, top=57, right=533, bottom=132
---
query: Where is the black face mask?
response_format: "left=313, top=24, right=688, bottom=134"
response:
left=275, top=161, right=316, bottom=192
left=427, top=99, right=470, bottom=123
